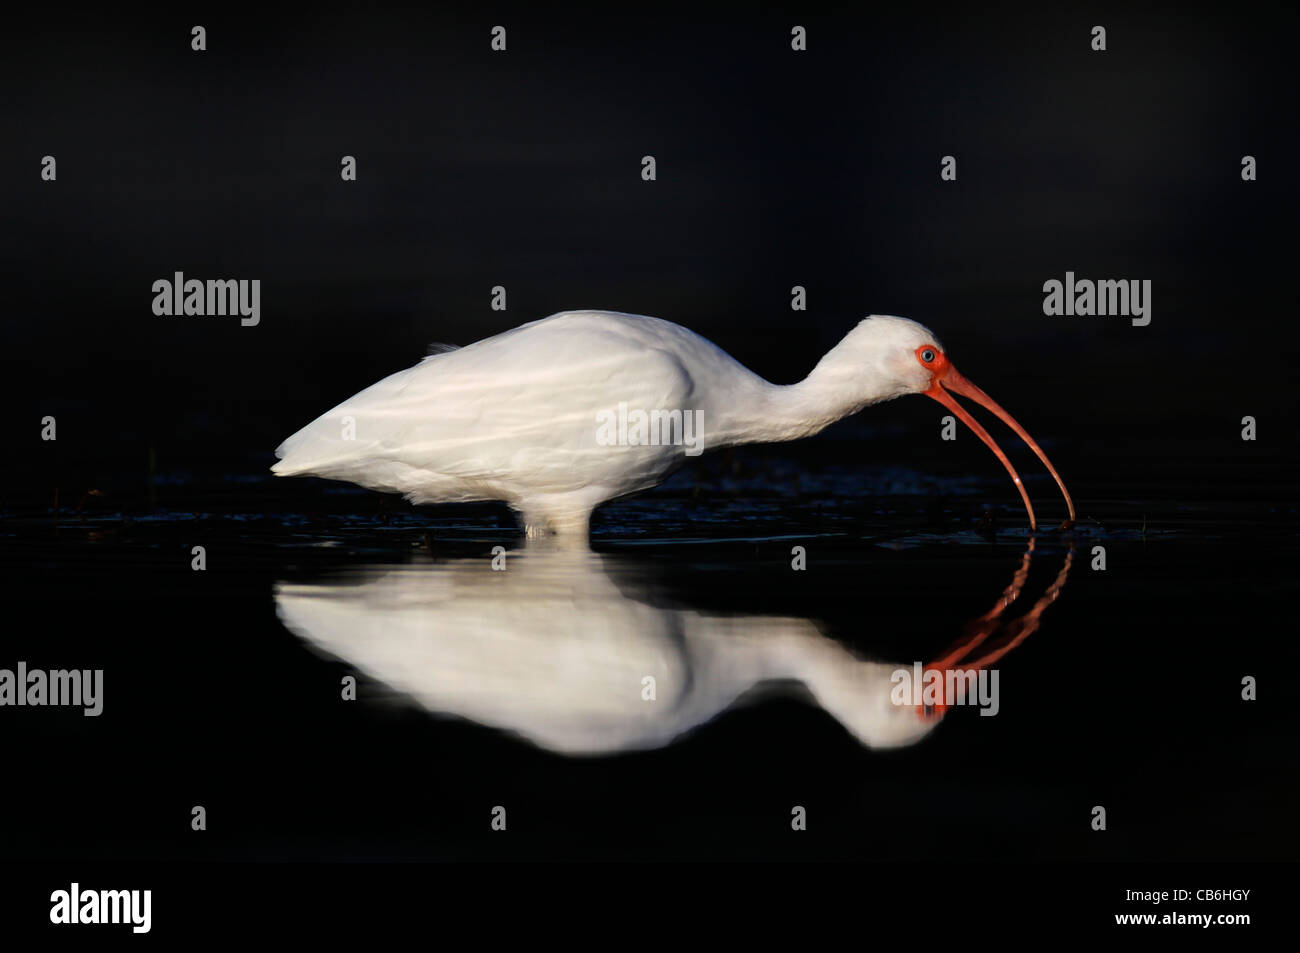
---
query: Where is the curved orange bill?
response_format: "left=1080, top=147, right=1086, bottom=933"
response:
left=923, top=366, right=1075, bottom=531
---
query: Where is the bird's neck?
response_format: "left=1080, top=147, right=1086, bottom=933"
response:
left=738, top=350, right=900, bottom=446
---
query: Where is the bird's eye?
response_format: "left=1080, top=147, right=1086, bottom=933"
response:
left=920, top=348, right=936, bottom=363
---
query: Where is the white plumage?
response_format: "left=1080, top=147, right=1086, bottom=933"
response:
left=272, top=310, right=1073, bottom=537
left=275, top=551, right=940, bottom=754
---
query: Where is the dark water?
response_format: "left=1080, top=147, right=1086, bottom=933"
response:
left=2, top=5, right=1296, bottom=935
left=2, top=445, right=1295, bottom=863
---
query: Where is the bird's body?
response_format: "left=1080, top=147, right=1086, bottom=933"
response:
left=274, top=542, right=1070, bottom=752
left=275, top=551, right=942, bottom=753
left=273, top=310, right=1074, bottom=537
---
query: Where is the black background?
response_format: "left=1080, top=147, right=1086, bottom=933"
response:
left=1, top=1, right=1296, bottom=928
left=3, top=4, right=1296, bottom=490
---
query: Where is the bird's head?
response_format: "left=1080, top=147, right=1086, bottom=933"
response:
left=841, top=315, right=1076, bottom=531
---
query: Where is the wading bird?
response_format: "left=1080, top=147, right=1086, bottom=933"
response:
left=272, top=311, right=1075, bottom=538
left=273, top=541, right=1074, bottom=753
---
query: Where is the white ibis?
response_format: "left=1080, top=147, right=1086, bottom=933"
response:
left=275, top=551, right=942, bottom=752
left=272, top=311, right=1075, bottom=538
left=273, top=542, right=1073, bottom=753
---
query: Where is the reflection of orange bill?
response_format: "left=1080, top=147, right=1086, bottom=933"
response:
left=919, top=541, right=1074, bottom=717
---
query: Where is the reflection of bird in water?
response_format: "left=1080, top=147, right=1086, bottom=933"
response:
left=271, top=311, right=1075, bottom=541
left=918, top=538, right=1074, bottom=717
left=275, top=543, right=1072, bottom=756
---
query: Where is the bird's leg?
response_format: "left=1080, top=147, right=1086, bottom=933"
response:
left=520, top=515, right=591, bottom=550
left=516, top=495, right=594, bottom=544
left=547, top=511, right=590, bottom=540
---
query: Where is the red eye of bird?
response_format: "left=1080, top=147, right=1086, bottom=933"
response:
left=918, top=346, right=938, bottom=365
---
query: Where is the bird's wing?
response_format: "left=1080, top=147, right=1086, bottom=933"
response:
left=272, top=315, right=697, bottom=496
